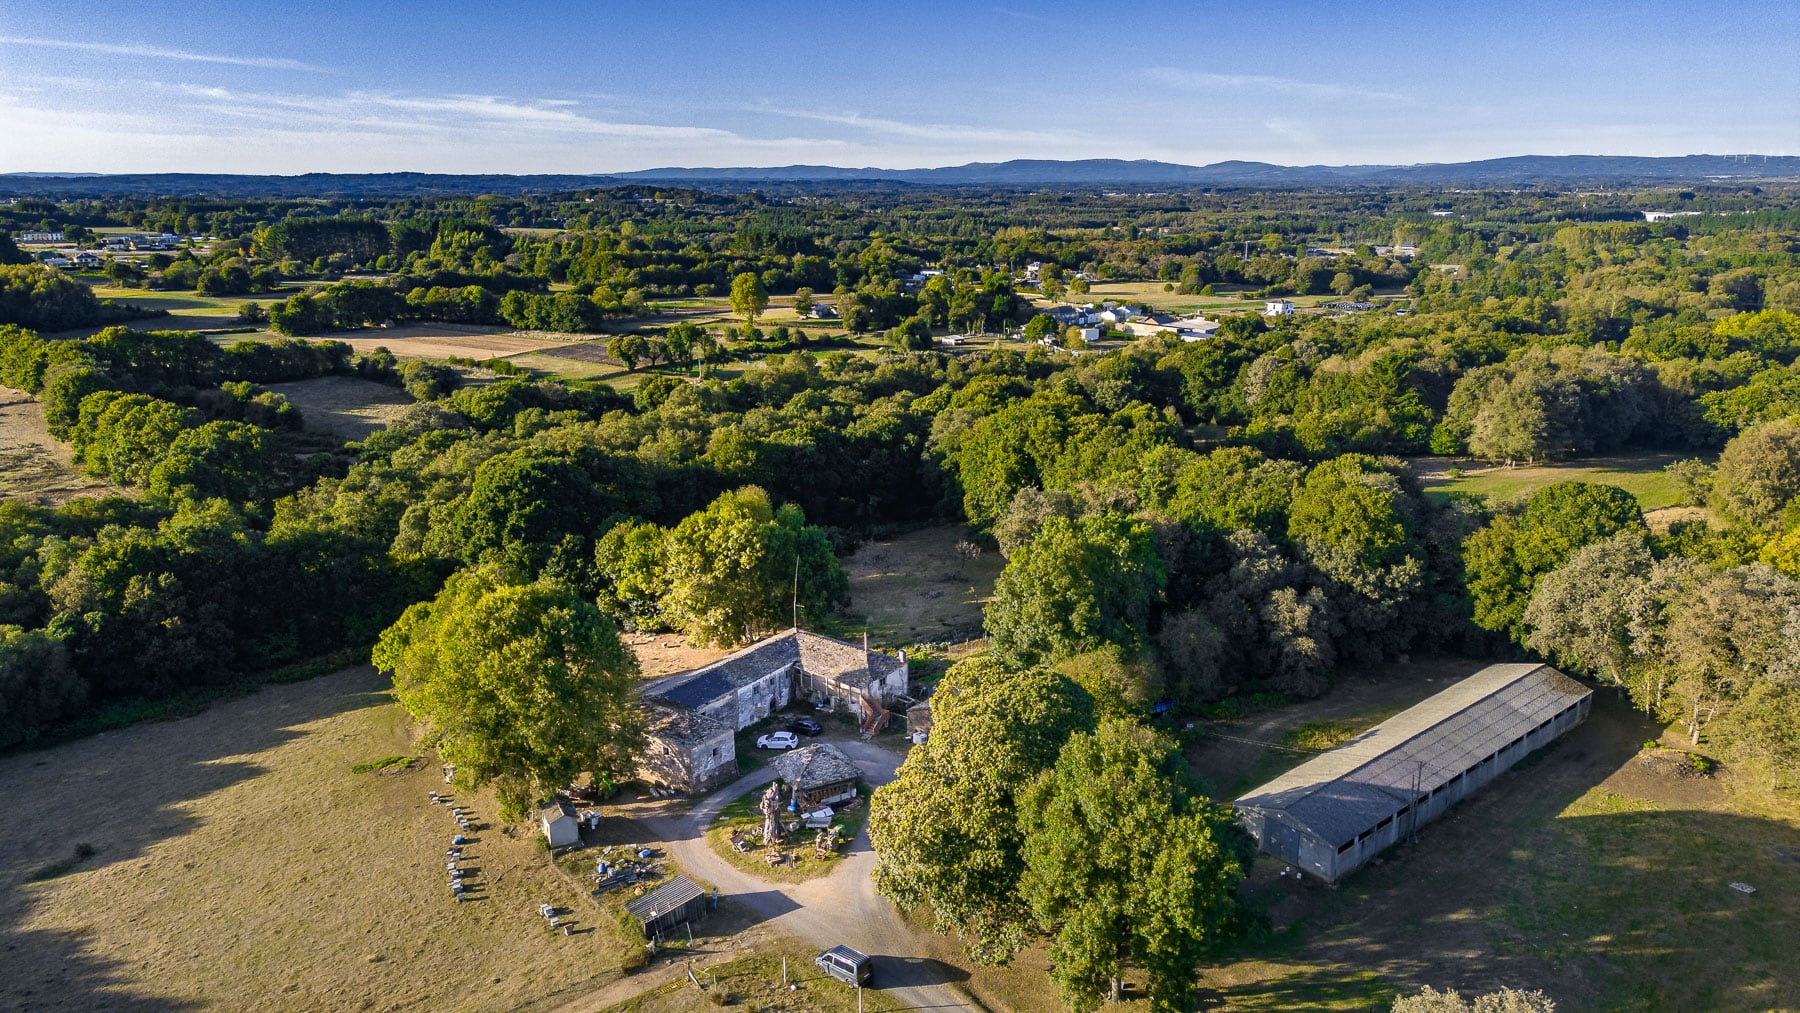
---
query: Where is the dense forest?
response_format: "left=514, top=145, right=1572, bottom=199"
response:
left=5, top=181, right=1800, bottom=1009
left=3, top=182, right=1797, bottom=762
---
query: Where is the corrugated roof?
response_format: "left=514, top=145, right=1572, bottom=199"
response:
left=625, top=875, right=705, bottom=921
left=1235, top=664, right=1590, bottom=847
left=652, top=629, right=903, bottom=711
left=773, top=743, right=862, bottom=790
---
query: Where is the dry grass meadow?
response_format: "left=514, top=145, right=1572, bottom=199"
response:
left=0, top=666, right=648, bottom=1011
left=306, top=324, right=582, bottom=361
left=264, top=376, right=418, bottom=440
left=840, top=524, right=1003, bottom=644
left=0, top=385, right=116, bottom=505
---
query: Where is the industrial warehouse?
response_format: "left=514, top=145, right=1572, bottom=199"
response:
left=1235, top=663, right=1594, bottom=882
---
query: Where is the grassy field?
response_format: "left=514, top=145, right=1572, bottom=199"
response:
left=596, top=936, right=905, bottom=1013
left=702, top=786, right=871, bottom=884
left=1411, top=453, right=1689, bottom=512
left=0, top=385, right=116, bottom=505
left=1054, top=281, right=1396, bottom=317
left=839, top=524, right=1003, bottom=645
left=0, top=666, right=650, bottom=1011
left=264, top=375, right=417, bottom=440
left=1179, top=660, right=1800, bottom=1012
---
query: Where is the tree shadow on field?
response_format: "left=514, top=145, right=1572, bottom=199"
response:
left=1213, top=692, right=1800, bottom=1011
left=870, top=954, right=970, bottom=990
left=0, top=665, right=392, bottom=1010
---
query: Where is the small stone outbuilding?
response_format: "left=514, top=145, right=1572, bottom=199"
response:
left=773, top=743, right=862, bottom=809
left=637, top=701, right=735, bottom=794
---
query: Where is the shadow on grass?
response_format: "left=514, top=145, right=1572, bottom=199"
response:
left=0, top=666, right=392, bottom=1011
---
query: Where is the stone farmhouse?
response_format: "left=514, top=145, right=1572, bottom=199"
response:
left=634, top=628, right=908, bottom=794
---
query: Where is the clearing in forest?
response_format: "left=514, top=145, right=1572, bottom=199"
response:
left=0, top=385, right=116, bottom=504
left=840, top=524, right=1003, bottom=645
left=296, top=323, right=582, bottom=360
left=263, top=375, right=417, bottom=440
left=1412, top=453, right=1689, bottom=512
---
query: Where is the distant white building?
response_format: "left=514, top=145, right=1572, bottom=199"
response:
left=1169, top=315, right=1220, bottom=341
left=1264, top=300, right=1295, bottom=317
left=936, top=334, right=966, bottom=346
left=1076, top=326, right=1101, bottom=343
left=16, top=232, right=63, bottom=243
left=1643, top=211, right=1703, bottom=222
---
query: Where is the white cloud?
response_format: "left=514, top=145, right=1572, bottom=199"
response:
left=1262, top=118, right=1320, bottom=148
left=0, top=35, right=326, bottom=72
left=0, top=83, right=861, bottom=173
left=755, top=106, right=1095, bottom=149
left=1144, top=67, right=1407, bottom=105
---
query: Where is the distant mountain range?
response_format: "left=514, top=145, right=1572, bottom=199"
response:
left=4, top=155, right=1799, bottom=198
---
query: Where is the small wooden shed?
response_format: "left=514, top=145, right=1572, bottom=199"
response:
left=625, top=875, right=708, bottom=939
left=539, top=798, right=580, bottom=848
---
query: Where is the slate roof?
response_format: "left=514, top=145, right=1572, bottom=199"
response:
left=642, top=700, right=731, bottom=747
left=652, top=629, right=903, bottom=711
left=773, top=743, right=862, bottom=790
left=625, top=875, right=705, bottom=922
left=539, top=797, right=577, bottom=823
left=1235, top=663, right=1591, bottom=848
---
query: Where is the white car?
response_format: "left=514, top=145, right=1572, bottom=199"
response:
left=757, top=731, right=799, bottom=750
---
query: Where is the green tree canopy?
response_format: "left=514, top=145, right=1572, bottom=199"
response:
left=1019, top=719, right=1252, bottom=1013
left=1464, top=482, right=1644, bottom=643
left=729, top=271, right=769, bottom=326
left=1710, top=418, right=1800, bottom=531
left=440, top=448, right=614, bottom=583
left=870, top=658, right=1097, bottom=964
left=986, top=513, right=1165, bottom=667
left=594, top=486, right=846, bottom=645
left=372, top=566, right=642, bottom=820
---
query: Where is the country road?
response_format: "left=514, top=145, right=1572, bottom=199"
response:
left=572, top=739, right=980, bottom=1012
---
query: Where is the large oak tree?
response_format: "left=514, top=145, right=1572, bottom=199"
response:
left=374, top=565, right=643, bottom=820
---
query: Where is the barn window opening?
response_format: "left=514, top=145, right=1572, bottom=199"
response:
left=1376, top=816, right=1393, bottom=830
left=1337, top=840, right=1354, bottom=854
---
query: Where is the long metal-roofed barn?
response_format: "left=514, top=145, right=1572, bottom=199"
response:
left=1234, top=663, right=1592, bottom=883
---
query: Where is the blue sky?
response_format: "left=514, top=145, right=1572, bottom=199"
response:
left=1, top=1, right=1796, bottom=173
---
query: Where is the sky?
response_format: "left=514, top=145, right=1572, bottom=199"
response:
left=1, top=0, right=1797, bottom=174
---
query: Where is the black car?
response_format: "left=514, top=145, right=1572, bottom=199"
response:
left=787, top=717, right=823, bottom=737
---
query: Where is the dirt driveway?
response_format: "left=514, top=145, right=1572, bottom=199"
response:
left=565, top=740, right=978, bottom=1012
